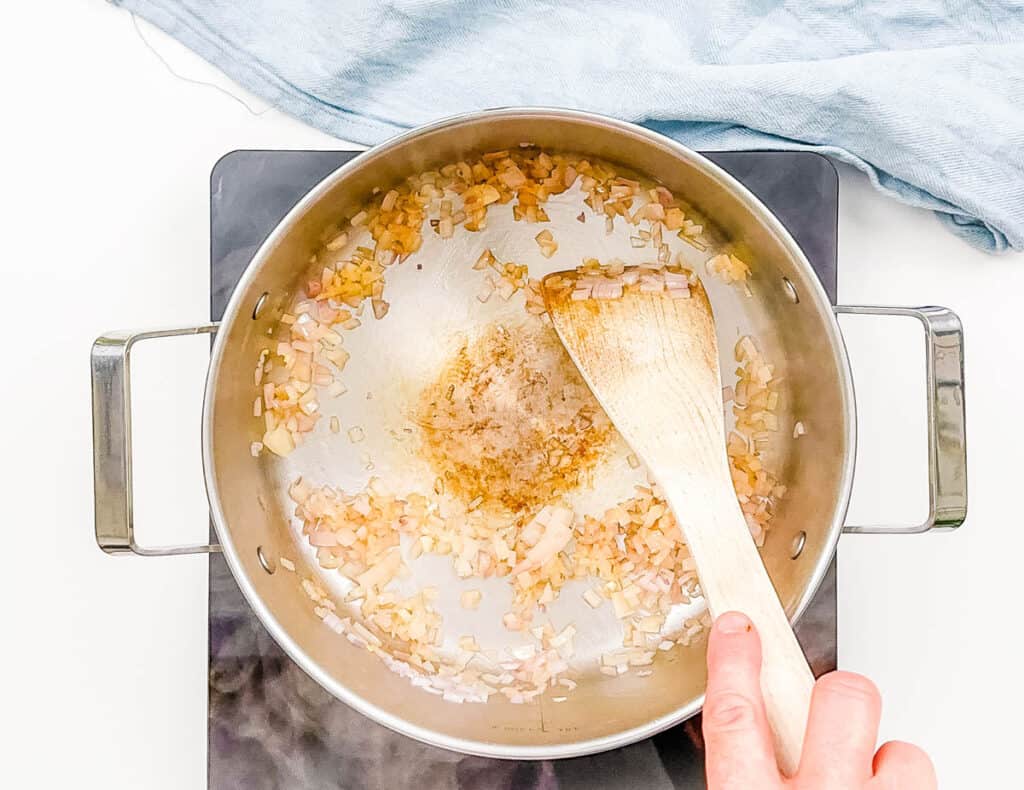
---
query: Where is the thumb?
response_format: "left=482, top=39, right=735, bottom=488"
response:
left=703, top=611, right=782, bottom=790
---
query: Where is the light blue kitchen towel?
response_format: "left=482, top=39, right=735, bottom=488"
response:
left=112, top=0, right=1024, bottom=253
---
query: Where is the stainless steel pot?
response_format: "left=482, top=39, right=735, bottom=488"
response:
left=91, top=108, right=967, bottom=759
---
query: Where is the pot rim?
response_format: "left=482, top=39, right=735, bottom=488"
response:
left=201, top=106, right=857, bottom=760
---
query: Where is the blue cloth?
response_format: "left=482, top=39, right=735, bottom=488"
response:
left=114, top=0, right=1024, bottom=253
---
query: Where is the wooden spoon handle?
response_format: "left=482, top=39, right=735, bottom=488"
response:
left=661, top=480, right=814, bottom=776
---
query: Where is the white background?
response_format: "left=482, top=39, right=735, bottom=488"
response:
left=1, top=2, right=1020, bottom=787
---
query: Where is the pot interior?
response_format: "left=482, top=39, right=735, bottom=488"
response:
left=204, top=111, right=852, bottom=757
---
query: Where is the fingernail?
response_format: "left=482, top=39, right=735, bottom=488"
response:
left=715, top=611, right=752, bottom=634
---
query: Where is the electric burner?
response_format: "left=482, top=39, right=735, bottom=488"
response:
left=209, top=149, right=839, bottom=790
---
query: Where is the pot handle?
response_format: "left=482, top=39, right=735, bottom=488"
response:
left=834, top=305, right=967, bottom=534
left=91, top=325, right=223, bottom=555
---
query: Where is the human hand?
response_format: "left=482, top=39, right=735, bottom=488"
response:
left=703, top=611, right=937, bottom=789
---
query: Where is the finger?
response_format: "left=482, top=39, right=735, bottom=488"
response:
left=872, top=741, right=937, bottom=790
left=798, top=671, right=881, bottom=786
left=702, top=611, right=780, bottom=789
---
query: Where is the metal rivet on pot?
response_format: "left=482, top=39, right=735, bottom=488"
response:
left=781, top=277, right=799, bottom=304
left=790, top=530, right=807, bottom=559
left=257, top=545, right=276, bottom=574
left=252, top=292, right=269, bottom=320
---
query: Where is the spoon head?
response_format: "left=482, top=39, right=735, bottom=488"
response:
left=542, top=267, right=728, bottom=481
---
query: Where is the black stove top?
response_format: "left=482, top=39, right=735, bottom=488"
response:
left=209, top=149, right=839, bottom=790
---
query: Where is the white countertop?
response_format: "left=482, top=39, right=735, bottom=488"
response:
left=2, top=3, right=1020, bottom=787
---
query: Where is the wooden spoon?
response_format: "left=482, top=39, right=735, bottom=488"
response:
left=543, top=270, right=813, bottom=775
